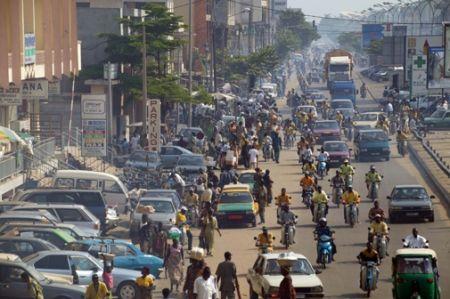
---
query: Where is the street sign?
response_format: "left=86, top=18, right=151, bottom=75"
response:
left=0, top=85, right=21, bottom=106
left=444, top=23, right=450, bottom=77
left=81, top=94, right=107, bottom=157
left=410, top=55, right=427, bottom=96
left=146, top=99, right=161, bottom=152
left=427, top=47, right=450, bottom=89
left=21, top=79, right=48, bottom=100
left=48, top=80, right=60, bottom=96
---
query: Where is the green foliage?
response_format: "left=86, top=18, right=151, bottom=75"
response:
left=77, top=64, right=103, bottom=81
left=274, top=29, right=300, bottom=60
left=337, top=32, right=362, bottom=53
left=366, top=40, right=383, bottom=55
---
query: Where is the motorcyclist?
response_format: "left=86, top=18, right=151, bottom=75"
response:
left=316, top=147, right=330, bottom=175
left=278, top=205, right=297, bottom=243
left=403, top=228, right=429, bottom=248
left=368, top=200, right=385, bottom=222
left=360, top=83, right=367, bottom=98
left=312, top=185, right=329, bottom=221
left=339, top=159, right=355, bottom=188
left=302, top=159, right=316, bottom=176
left=313, top=218, right=336, bottom=262
left=365, top=165, right=382, bottom=196
left=342, top=186, right=361, bottom=223
left=296, top=137, right=309, bottom=163
left=275, top=187, right=292, bottom=216
left=256, top=226, right=274, bottom=252
left=336, top=111, right=344, bottom=127
left=300, top=171, right=316, bottom=199
left=330, top=170, right=345, bottom=188
left=369, top=214, right=389, bottom=255
left=357, top=242, right=380, bottom=291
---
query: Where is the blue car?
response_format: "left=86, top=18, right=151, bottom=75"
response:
left=66, top=239, right=164, bottom=278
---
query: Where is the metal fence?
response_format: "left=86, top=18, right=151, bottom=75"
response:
left=0, top=152, right=23, bottom=181
left=32, top=137, right=56, bottom=166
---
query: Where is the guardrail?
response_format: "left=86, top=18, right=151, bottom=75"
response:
left=0, top=152, right=23, bottom=181
left=412, top=129, right=450, bottom=177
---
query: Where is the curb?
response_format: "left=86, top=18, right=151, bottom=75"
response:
left=408, top=142, right=450, bottom=206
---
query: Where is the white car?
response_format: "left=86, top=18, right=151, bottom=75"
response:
left=353, top=112, right=385, bottom=129
left=296, top=105, right=318, bottom=118
left=246, top=252, right=324, bottom=299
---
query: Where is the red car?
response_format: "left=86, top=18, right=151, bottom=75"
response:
left=323, top=141, right=350, bottom=167
left=313, top=120, right=341, bottom=144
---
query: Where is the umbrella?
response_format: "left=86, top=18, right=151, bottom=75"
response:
left=0, top=126, right=26, bottom=145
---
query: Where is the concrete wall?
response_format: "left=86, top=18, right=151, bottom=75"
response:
left=77, top=7, right=121, bottom=66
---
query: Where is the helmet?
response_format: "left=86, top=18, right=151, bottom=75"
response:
left=374, top=214, right=382, bottom=219
left=262, top=226, right=268, bottom=232
left=336, top=169, right=341, bottom=174
left=305, top=171, right=310, bottom=176
left=181, top=206, right=188, bottom=212
left=319, top=217, right=327, bottom=225
left=370, top=165, right=376, bottom=171
left=343, top=159, right=349, bottom=163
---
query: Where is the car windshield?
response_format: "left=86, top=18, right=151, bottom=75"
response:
left=356, top=114, right=378, bottom=121
left=430, top=110, right=445, bottom=118
left=131, top=151, right=158, bottom=162
left=392, top=187, right=428, bottom=200
left=139, top=200, right=174, bottom=213
left=220, top=192, right=253, bottom=203
left=332, top=101, right=353, bottom=109
left=396, top=257, right=433, bottom=274
left=315, top=122, right=339, bottom=130
left=360, top=131, right=387, bottom=141
left=264, top=258, right=314, bottom=275
left=178, top=156, right=204, bottom=166
left=324, top=142, right=347, bottom=152
left=238, top=173, right=255, bottom=184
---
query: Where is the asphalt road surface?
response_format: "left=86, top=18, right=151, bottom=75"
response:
left=154, top=74, right=450, bottom=299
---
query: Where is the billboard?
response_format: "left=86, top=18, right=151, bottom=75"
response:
left=362, top=24, right=384, bottom=50
left=444, top=23, right=450, bottom=77
left=81, top=94, right=107, bottom=157
left=410, top=55, right=428, bottom=96
left=405, top=35, right=442, bottom=82
left=427, top=47, right=450, bottom=89
left=146, top=99, right=161, bottom=152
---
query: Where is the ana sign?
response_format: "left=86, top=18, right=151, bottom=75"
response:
left=410, top=55, right=428, bottom=96
left=0, top=85, right=21, bottom=106
left=24, top=33, right=36, bottom=65
left=21, top=80, right=48, bottom=99
left=146, top=99, right=161, bottom=152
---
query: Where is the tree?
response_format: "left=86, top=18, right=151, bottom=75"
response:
left=276, top=9, right=320, bottom=51
left=337, top=32, right=362, bottom=53
left=274, top=29, right=299, bottom=60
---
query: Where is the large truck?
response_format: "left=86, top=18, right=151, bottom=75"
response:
left=330, top=80, right=357, bottom=105
left=324, top=49, right=353, bottom=89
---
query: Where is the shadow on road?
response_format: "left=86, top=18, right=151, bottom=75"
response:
left=330, top=292, right=366, bottom=298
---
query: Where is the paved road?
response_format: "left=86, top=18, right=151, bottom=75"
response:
left=153, top=74, right=450, bottom=299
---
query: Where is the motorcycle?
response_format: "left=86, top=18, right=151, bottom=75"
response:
left=361, top=261, right=378, bottom=297
left=372, top=232, right=387, bottom=259
left=302, top=187, right=313, bottom=208
left=345, top=203, right=358, bottom=227
left=254, top=236, right=275, bottom=253
left=368, top=181, right=380, bottom=202
left=281, top=221, right=296, bottom=249
left=344, top=174, right=353, bottom=189
left=263, top=143, right=273, bottom=162
left=398, top=140, right=407, bottom=157
left=313, top=203, right=327, bottom=223
left=331, top=185, right=343, bottom=208
left=316, top=234, right=333, bottom=269
left=317, top=161, right=327, bottom=180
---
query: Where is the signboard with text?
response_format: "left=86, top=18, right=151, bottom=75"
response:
left=362, top=24, right=384, bottom=50
left=0, top=85, right=21, bottom=106
left=81, top=94, right=107, bottom=157
left=24, top=33, right=36, bottom=65
left=444, top=23, right=450, bottom=77
left=405, top=35, right=442, bottom=82
left=22, top=80, right=48, bottom=100
left=427, top=47, right=450, bottom=89
left=146, top=99, right=161, bottom=152
left=410, top=55, right=428, bottom=96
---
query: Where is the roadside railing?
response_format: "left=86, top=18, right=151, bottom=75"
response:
left=0, top=152, right=23, bottom=181
left=412, top=129, right=450, bottom=177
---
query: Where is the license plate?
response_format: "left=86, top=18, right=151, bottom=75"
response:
left=228, top=215, right=243, bottom=220
left=406, top=212, right=419, bottom=216
left=296, top=295, right=306, bottom=299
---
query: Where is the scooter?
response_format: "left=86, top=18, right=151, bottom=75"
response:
left=254, top=236, right=275, bottom=254
left=331, top=185, right=343, bottom=208
left=316, top=234, right=333, bottom=269
left=303, top=187, right=313, bottom=208
left=372, top=232, right=387, bottom=259
left=368, top=181, right=380, bottom=202
left=397, top=140, right=407, bottom=157
left=317, top=161, right=327, bottom=180
left=345, top=203, right=358, bottom=227
left=361, top=261, right=378, bottom=297
left=263, top=143, right=273, bottom=162
left=281, top=221, right=296, bottom=249
left=344, top=174, right=353, bottom=190
left=313, top=203, right=327, bottom=223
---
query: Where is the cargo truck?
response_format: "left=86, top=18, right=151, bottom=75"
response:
left=324, top=49, right=353, bottom=89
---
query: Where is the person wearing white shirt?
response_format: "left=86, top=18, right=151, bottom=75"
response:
left=403, top=228, right=428, bottom=248
left=386, top=102, right=394, bottom=117
left=248, top=145, right=259, bottom=169
left=194, top=267, right=217, bottom=299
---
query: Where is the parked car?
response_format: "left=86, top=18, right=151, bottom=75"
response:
left=216, top=184, right=258, bottom=227
left=0, top=222, right=92, bottom=240
left=12, top=204, right=101, bottom=236
left=423, top=109, right=450, bottom=129
left=322, top=141, right=351, bottom=167
left=313, top=120, right=341, bottom=144
left=24, top=250, right=141, bottom=298
left=0, top=237, right=58, bottom=258
left=139, top=189, right=182, bottom=210
left=0, top=201, right=24, bottom=214
left=66, top=239, right=164, bottom=278
left=174, top=154, right=206, bottom=185
left=130, top=197, right=176, bottom=243
left=14, top=189, right=119, bottom=228
left=4, top=227, right=76, bottom=249
left=353, top=129, right=390, bottom=161
left=174, top=127, right=205, bottom=148
left=0, top=254, right=85, bottom=299
left=246, top=252, right=324, bottom=298
left=0, top=210, right=58, bottom=227
left=388, top=185, right=435, bottom=223
left=125, top=150, right=161, bottom=170
left=160, top=145, right=194, bottom=169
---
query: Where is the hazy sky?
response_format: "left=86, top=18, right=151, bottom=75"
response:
left=288, top=0, right=387, bottom=16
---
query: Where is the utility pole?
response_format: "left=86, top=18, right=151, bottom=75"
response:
left=142, top=21, right=148, bottom=138
left=107, top=61, right=113, bottom=149
left=247, top=8, right=253, bottom=54
left=188, top=0, right=193, bottom=127
left=210, top=0, right=215, bottom=92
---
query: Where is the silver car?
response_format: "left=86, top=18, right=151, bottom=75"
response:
left=24, top=250, right=142, bottom=299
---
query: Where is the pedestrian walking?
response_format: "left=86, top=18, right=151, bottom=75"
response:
left=165, top=238, right=184, bottom=292
left=203, top=209, right=222, bottom=256
left=248, top=144, right=259, bottom=169
left=139, top=216, right=154, bottom=254
left=136, top=267, right=155, bottom=299
left=263, top=170, right=274, bottom=205
left=85, top=274, right=109, bottom=299
left=215, top=252, right=241, bottom=299
left=254, top=170, right=267, bottom=224
left=278, top=266, right=296, bottom=299
left=271, top=129, right=282, bottom=163
left=193, top=267, right=217, bottom=299
left=152, top=222, right=168, bottom=258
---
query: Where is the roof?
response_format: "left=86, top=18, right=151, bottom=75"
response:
left=32, top=250, right=93, bottom=257
left=76, top=238, right=129, bottom=245
left=329, top=56, right=351, bottom=64
left=332, top=99, right=352, bottom=102
left=239, top=170, right=256, bottom=174
left=222, top=184, right=251, bottom=192
left=261, top=252, right=307, bottom=260
left=394, top=248, right=437, bottom=258
left=20, top=188, right=102, bottom=195
left=139, top=196, right=173, bottom=202
left=54, top=170, right=120, bottom=181
left=393, top=184, right=425, bottom=189
left=323, top=140, right=347, bottom=144
left=0, top=253, right=20, bottom=262
left=316, top=120, right=338, bottom=123
left=14, top=203, right=89, bottom=209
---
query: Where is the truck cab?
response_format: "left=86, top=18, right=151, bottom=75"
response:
left=331, top=80, right=357, bottom=105
left=327, top=56, right=352, bottom=88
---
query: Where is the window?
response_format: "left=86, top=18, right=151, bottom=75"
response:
left=139, top=200, right=174, bottom=213
left=110, top=244, right=135, bottom=256
left=444, top=113, right=450, bottom=119
left=70, top=256, right=98, bottom=271
left=35, top=255, right=69, bottom=270
left=14, top=242, right=35, bottom=256
left=104, top=180, right=122, bottom=193
left=78, top=192, right=105, bottom=207
left=54, top=178, right=75, bottom=188
left=76, top=179, right=98, bottom=190
left=47, top=193, right=77, bottom=204
left=27, top=194, right=48, bottom=204
left=57, top=209, right=87, bottom=222
left=32, top=231, right=64, bottom=248
left=0, top=266, right=27, bottom=283
left=0, top=241, right=12, bottom=252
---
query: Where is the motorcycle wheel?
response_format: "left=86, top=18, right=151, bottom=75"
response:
left=367, top=289, right=371, bottom=297
left=322, top=253, right=327, bottom=269
left=285, top=236, right=289, bottom=250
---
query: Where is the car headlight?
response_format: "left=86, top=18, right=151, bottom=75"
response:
left=390, top=206, right=402, bottom=211
left=360, top=148, right=368, bottom=152
left=311, top=286, right=324, bottom=293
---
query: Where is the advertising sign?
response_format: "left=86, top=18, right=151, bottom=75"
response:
left=81, top=94, right=107, bottom=157
left=405, top=35, right=442, bottom=82
left=410, top=55, right=428, bottom=96
left=444, top=23, right=450, bottom=77
left=21, top=79, right=48, bottom=100
left=146, top=99, right=161, bottom=152
left=24, top=33, right=36, bottom=65
left=362, top=24, right=384, bottom=50
left=427, top=47, right=450, bottom=89
left=48, top=80, right=60, bottom=96
left=0, top=85, right=21, bottom=106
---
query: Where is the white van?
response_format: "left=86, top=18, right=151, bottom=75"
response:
left=52, top=170, right=128, bottom=213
